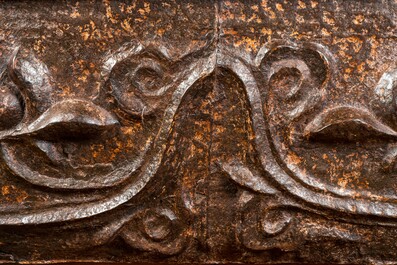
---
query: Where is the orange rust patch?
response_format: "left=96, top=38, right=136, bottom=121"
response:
left=138, top=2, right=151, bottom=17
left=357, top=62, right=365, bottom=73
left=275, top=3, right=284, bottom=12
left=323, top=11, right=336, bottom=25
left=224, top=28, right=238, bottom=35
left=287, top=152, right=303, bottom=166
left=16, top=191, right=28, bottom=203
left=369, top=35, right=380, bottom=58
left=121, top=19, right=133, bottom=32
left=103, top=0, right=118, bottom=24
left=234, top=37, right=260, bottom=52
left=1, top=186, right=10, bottom=196
left=353, top=14, right=364, bottom=25
left=1, top=185, right=29, bottom=203
left=321, top=28, right=331, bottom=37
left=157, top=28, right=165, bottom=36
left=260, top=27, right=272, bottom=36
left=261, top=0, right=276, bottom=19
left=70, top=10, right=81, bottom=18
left=311, top=0, right=318, bottom=8
left=346, top=36, right=363, bottom=53
left=298, top=0, right=306, bottom=9
left=251, top=4, right=259, bottom=12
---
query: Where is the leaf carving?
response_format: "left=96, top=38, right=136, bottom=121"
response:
left=22, top=99, right=119, bottom=140
left=304, top=106, right=397, bottom=142
left=0, top=45, right=217, bottom=223
left=0, top=99, right=126, bottom=189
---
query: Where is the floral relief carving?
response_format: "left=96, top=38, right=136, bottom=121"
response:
left=0, top=1, right=397, bottom=264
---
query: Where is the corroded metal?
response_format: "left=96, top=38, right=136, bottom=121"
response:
left=0, top=0, right=396, bottom=264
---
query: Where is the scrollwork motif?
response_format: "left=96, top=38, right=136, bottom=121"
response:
left=0, top=37, right=396, bottom=259
left=0, top=43, right=216, bottom=225
left=226, top=40, right=397, bottom=220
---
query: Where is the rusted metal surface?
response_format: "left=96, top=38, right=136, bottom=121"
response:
left=0, top=0, right=396, bottom=264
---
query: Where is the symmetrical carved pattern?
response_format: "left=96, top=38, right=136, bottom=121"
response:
left=0, top=0, right=397, bottom=264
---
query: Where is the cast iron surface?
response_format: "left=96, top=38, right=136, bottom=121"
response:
left=0, top=0, right=396, bottom=264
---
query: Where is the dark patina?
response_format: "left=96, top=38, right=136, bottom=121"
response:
left=0, top=0, right=396, bottom=264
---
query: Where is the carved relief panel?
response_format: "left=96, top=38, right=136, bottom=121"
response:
left=0, top=0, right=397, bottom=264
